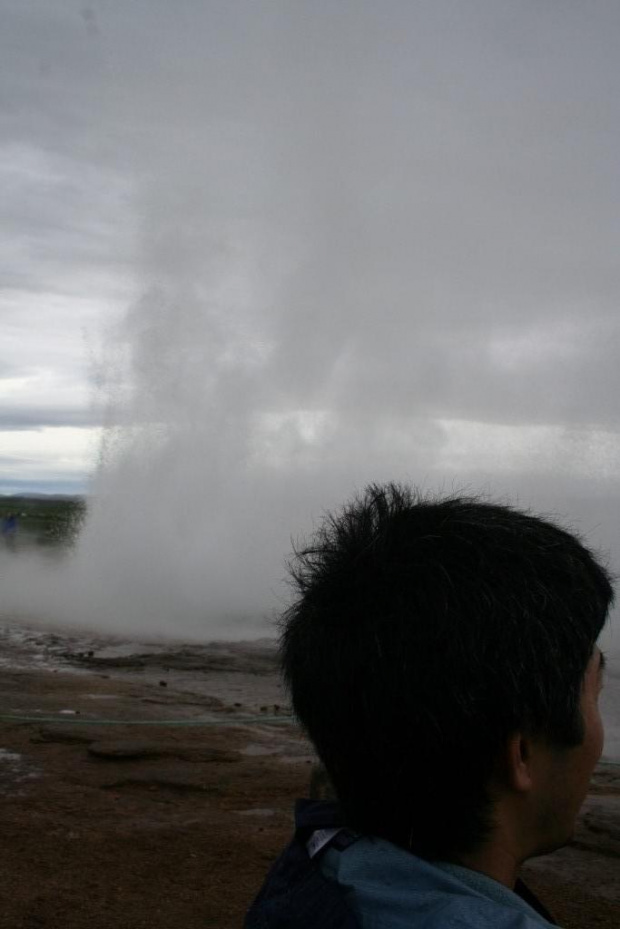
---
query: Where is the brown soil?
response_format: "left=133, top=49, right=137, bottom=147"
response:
left=0, top=645, right=618, bottom=928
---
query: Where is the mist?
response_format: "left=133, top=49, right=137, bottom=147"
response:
left=1, top=2, right=620, bottom=653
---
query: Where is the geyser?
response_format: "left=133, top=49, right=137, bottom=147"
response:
left=2, top=4, right=620, bottom=647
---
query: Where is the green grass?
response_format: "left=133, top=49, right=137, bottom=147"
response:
left=0, top=496, right=86, bottom=548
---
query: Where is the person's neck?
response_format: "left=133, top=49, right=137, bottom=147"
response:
left=453, top=841, right=521, bottom=889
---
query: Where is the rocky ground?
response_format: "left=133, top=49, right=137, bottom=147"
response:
left=0, top=622, right=618, bottom=928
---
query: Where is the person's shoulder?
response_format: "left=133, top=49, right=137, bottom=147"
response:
left=422, top=898, right=551, bottom=929
left=340, top=891, right=550, bottom=929
left=320, top=840, right=553, bottom=929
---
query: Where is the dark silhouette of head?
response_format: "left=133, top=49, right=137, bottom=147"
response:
left=280, top=484, right=613, bottom=860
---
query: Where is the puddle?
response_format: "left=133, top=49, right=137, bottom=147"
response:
left=84, top=694, right=121, bottom=700
left=94, top=643, right=170, bottom=660
left=0, top=748, right=40, bottom=794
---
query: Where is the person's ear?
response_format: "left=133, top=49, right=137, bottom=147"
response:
left=503, top=733, right=535, bottom=793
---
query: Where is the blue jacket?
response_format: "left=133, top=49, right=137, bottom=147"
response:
left=320, top=836, right=556, bottom=928
left=245, top=801, right=558, bottom=928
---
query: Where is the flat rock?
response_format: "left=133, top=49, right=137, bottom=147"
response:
left=32, top=726, right=100, bottom=744
left=88, top=740, right=167, bottom=760
left=96, top=766, right=222, bottom=792
left=87, top=740, right=240, bottom=762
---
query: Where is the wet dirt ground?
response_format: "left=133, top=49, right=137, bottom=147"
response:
left=0, top=620, right=618, bottom=928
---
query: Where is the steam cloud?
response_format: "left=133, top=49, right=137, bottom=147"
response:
left=1, top=3, right=620, bottom=649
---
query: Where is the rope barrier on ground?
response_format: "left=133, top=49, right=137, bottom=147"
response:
left=0, top=713, right=296, bottom=726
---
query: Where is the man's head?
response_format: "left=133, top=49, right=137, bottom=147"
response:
left=280, top=484, right=613, bottom=862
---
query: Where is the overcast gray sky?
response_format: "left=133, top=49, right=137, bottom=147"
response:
left=2, top=2, right=620, bottom=642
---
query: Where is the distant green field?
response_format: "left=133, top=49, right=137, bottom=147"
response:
left=0, top=496, right=86, bottom=549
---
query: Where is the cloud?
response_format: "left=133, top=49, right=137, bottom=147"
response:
left=0, top=427, right=99, bottom=497
left=0, top=144, right=135, bottom=296
left=3, top=1, right=620, bottom=446
left=0, top=406, right=101, bottom=431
